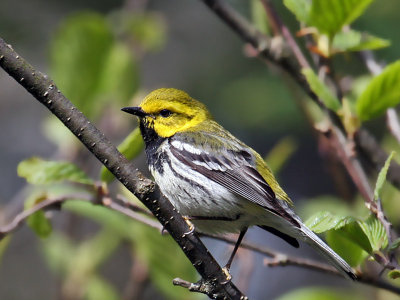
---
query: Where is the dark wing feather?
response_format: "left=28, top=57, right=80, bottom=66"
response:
left=169, top=137, right=300, bottom=228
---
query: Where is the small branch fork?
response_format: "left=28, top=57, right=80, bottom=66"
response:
left=0, top=38, right=245, bottom=300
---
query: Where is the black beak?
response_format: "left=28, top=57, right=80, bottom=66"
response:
left=121, top=106, right=147, bottom=118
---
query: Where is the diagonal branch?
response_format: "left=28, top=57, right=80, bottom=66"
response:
left=0, top=38, right=245, bottom=300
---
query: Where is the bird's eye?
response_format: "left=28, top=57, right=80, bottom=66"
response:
left=159, top=109, right=172, bottom=118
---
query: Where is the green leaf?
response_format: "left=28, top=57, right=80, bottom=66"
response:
left=358, top=214, right=388, bottom=252
left=374, top=151, right=395, bottom=201
left=302, top=68, right=341, bottom=111
left=18, top=157, right=93, bottom=185
left=309, top=0, right=374, bottom=37
left=356, top=61, right=400, bottom=120
left=305, top=211, right=373, bottom=255
left=326, top=230, right=369, bottom=267
left=388, top=237, right=400, bottom=252
left=346, top=36, right=390, bottom=52
left=333, top=30, right=390, bottom=52
left=50, top=12, right=114, bottom=119
left=26, top=210, right=52, bottom=238
left=388, top=269, right=400, bottom=280
left=101, top=127, right=144, bottom=182
left=24, top=193, right=53, bottom=238
left=283, top=0, right=311, bottom=23
left=304, top=211, right=355, bottom=233
left=341, top=221, right=372, bottom=253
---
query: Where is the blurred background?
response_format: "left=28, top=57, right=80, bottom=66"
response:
left=1, top=0, right=400, bottom=299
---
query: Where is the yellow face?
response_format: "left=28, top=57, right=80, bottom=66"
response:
left=131, top=88, right=212, bottom=138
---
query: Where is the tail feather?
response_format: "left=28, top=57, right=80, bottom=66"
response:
left=259, top=225, right=300, bottom=248
left=300, top=225, right=357, bottom=280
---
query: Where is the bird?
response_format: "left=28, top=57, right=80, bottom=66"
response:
left=121, top=88, right=356, bottom=280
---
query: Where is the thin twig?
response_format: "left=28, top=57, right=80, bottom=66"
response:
left=116, top=194, right=154, bottom=217
left=260, top=0, right=310, bottom=69
left=202, top=233, right=276, bottom=257
left=172, top=277, right=250, bottom=299
left=204, top=233, right=400, bottom=295
left=104, top=198, right=163, bottom=231
left=263, top=253, right=339, bottom=275
left=0, top=192, right=164, bottom=240
left=0, top=194, right=89, bottom=239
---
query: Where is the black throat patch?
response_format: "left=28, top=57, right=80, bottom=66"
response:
left=139, top=118, right=168, bottom=174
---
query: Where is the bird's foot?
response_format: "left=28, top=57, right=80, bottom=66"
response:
left=221, top=266, right=232, bottom=283
left=183, top=216, right=195, bottom=235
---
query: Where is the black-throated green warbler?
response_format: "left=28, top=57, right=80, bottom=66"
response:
left=122, top=88, right=356, bottom=279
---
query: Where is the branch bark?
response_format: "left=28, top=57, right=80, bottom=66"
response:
left=0, top=38, right=246, bottom=300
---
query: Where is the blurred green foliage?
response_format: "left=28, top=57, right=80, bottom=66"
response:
left=276, top=287, right=362, bottom=300
left=64, top=201, right=198, bottom=300
left=101, top=127, right=144, bottom=183
left=216, top=76, right=303, bottom=133
left=50, top=12, right=138, bottom=120
left=264, top=136, right=298, bottom=175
